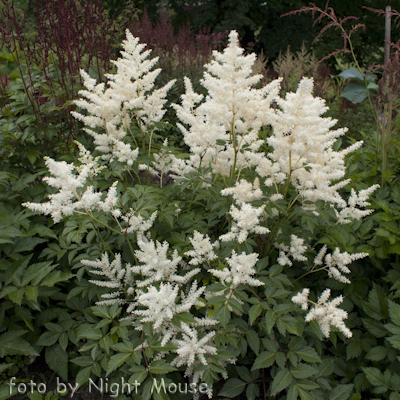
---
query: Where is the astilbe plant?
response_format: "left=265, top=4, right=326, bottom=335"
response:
left=23, top=29, right=379, bottom=399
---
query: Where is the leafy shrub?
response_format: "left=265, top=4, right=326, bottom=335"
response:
left=19, top=29, right=379, bottom=400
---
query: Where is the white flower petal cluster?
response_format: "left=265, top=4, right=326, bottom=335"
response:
left=171, top=323, right=217, bottom=370
left=220, top=178, right=263, bottom=204
left=120, top=210, right=158, bottom=234
left=71, top=29, right=175, bottom=166
left=22, top=147, right=117, bottom=223
left=305, top=289, right=352, bottom=339
left=276, top=235, right=308, bottom=267
left=292, top=288, right=310, bottom=310
left=336, top=185, right=379, bottom=224
left=97, top=181, right=120, bottom=216
left=209, top=250, right=263, bottom=287
left=257, top=77, right=364, bottom=209
left=82, top=253, right=131, bottom=305
left=132, top=235, right=183, bottom=287
left=134, top=283, right=184, bottom=329
left=219, top=203, right=269, bottom=243
left=184, top=231, right=219, bottom=265
left=324, top=248, right=368, bottom=284
left=169, top=31, right=282, bottom=179
left=292, top=288, right=352, bottom=338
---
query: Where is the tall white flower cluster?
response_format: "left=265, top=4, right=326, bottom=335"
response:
left=292, top=289, right=352, bottom=338
left=22, top=144, right=110, bottom=223
left=257, top=78, right=364, bottom=208
left=71, top=29, right=175, bottom=165
left=82, top=220, right=221, bottom=385
left=21, top=28, right=382, bottom=384
left=169, top=31, right=282, bottom=179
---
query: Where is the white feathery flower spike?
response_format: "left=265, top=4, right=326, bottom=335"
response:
left=220, top=178, right=264, bottom=205
left=171, top=323, right=217, bottom=370
left=22, top=147, right=111, bottom=223
left=305, top=289, right=352, bottom=339
left=185, top=231, right=218, bottom=266
left=335, top=185, right=379, bottom=224
left=292, top=288, right=310, bottom=311
left=219, top=203, right=269, bottom=243
left=209, top=250, right=263, bottom=287
left=71, top=29, right=175, bottom=166
left=170, top=30, right=282, bottom=180
left=324, top=248, right=368, bottom=284
left=257, top=77, right=368, bottom=211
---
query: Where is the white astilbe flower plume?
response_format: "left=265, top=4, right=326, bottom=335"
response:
left=219, top=203, right=269, bottom=243
left=276, top=235, right=308, bottom=267
left=120, top=210, right=158, bottom=234
left=184, top=231, right=219, bottom=265
left=336, top=185, right=379, bottom=224
left=220, top=178, right=263, bottom=204
left=292, top=288, right=310, bottom=310
left=71, top=29, right=175, bottom=166
left=22, top=146, right=113, bottom=223
left=257, top=77, right=367, bottom=211
left=171, top=322, right=217, bottom=370
left=169, top=30, right=282, bottom=180
left=209, top=250, right=263, bottom=287
left=81, top=253, right=131, bottom=305
left=132, top=235, right=202, bottom=287
left=324, top=248, right=368, bottom=284
left=305, top=289, right=352, bottom=338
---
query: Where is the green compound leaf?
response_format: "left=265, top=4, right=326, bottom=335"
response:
left=389, top=300, right=400, bottom=326
left=271, top=368, right=293, bottom=396
left=290, top=364, right=319, bottom=379
left=45, top=344, right=68, bottom=381
left=149, top=359, right=177, bottom=374
left=329, top=384, right=354, bottom=400
left=251, top=351, right=276, bottom=370
left=0, top=330, right=39, bottom=357
left=106, top=353, right=132, bottom=376
left=295, top=346, right=321, bottom=363
left=218, top=378, right=247, bottom=398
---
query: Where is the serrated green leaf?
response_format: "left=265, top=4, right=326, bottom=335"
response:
left=264, top=311, right=277, bottom=334
left=271, top=368, right=293, bottom=395
left=318, top=359, right=334, bottom=377
left=236, top=366, right=252, bottom=383
left=37, top=331, right=60, bottom=347
left=389, top=300, right=400, bottom=326
left=8, top=288, right=25, bottom=305
left=218, top=378, right=246, bottom=398
left=287, top=384, right=299, bottom=400
left=149, top=359, right=177, bottom=374
left=251, top=351, right=276, bottom=370
left=75, top=366, right=91, bottom=386
left=329, top=384, right=354, bottom=400
left=25, top=286, right=38, bottom=302
left=71, top=356, right=95, bottom=367
left=40, top=271, right=74, bottom=287
left=246, top=382, right=259, bottom=400
left=363, top=367, right=386, bottom=388
left=295, top=347, right=321, bottom=363
left=297, top=385, right=316, bottom=400
left=0, top=331, right=38, bottom=357
left=45, top=344, right=68, bottom=381
left=246, top=330, right=260, bottom=355
left=290, top=364, right=318, bottom=379
left=366, top=346, right=389, bottom=361
left=106, top=353, right=131, bottom=376
left=214, top=304, right=231, bottom=327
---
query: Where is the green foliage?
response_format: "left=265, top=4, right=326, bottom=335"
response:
left=1, top=3, right=400, bottom=400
